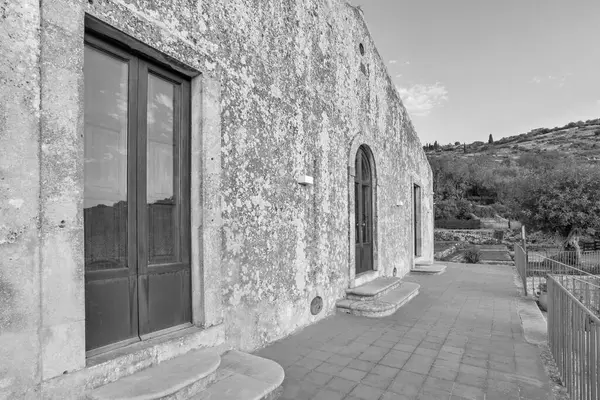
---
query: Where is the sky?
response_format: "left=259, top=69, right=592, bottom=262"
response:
left=358, top=0, right=600, bottom=145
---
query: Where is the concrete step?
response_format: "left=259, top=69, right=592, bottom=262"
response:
left=337, top=282, right=420, bottom=318
left=412, top=263, right=447, bottom=275
left=86, top=348, right=221, bottom=400
left=345, top=276, right=402, bottom=301
left=191, top=350, right=284, bottom=400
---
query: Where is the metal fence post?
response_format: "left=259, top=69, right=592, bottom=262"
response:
left=522, top=225, right=528, bottom=296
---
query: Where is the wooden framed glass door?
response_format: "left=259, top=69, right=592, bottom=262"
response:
left=355, top=147, right=373, bottom=275
left=84, top=34, right=191, bottom=354
left=414, top=184, right=422, bottom=257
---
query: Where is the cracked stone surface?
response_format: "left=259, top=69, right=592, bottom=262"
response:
left=256, top=262, right=555, bottom=400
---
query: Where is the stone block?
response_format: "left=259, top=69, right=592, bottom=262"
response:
left=0, top=331, right=40, bottom=395
left=41, top=320, right=85, bottom=380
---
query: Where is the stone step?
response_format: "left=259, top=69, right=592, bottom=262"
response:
left=337, top=282, right=420, bottom=318
left=86, top=348, right=221, bottom=400
left=190, top=350, right=284, bottom=400
left=412, top=263, right=447, bottom=275
left=345, top=276, right=402, bottom=301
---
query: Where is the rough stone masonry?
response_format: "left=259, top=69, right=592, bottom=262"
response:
left=0, top=0, right=433, bottom=397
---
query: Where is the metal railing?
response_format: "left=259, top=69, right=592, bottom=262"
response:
left=528, top=249, right=600, bottom=273
left=526, top=253, right=600, bottom=298
left=548, top=275, right=600, bottom=400
left=515, top=234, right=600, bottom=398
left=515, top=244, right=528, bottom=296
left=554, top=276, right=600, bottom=317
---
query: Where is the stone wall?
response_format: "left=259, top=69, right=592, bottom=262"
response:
left=0, top=1, right=42, bottom=398
left=479, top=217, right=509, bottom=230
left=0, top=0, right=433, bottom=396
left=435, top=229, right=497, bottom=244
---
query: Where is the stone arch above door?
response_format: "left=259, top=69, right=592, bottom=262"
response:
left=347, top=134, right=379, bottom=288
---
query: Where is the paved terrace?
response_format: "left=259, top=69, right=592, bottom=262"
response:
left=256, top=263, right=553, bottom=400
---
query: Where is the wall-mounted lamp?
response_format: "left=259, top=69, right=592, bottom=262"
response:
left=298, top=175, right=314, bottom=186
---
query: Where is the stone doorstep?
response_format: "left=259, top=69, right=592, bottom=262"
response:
left=337, top=282, right=420, bottom=318
left=190, top=350, right=285, bottom=400
left=352, top=269, right=380, bottom=288
left=40, top=324, right=226, bottom=399
left=87, top=350, right=285, bottom=400
left=411, top=263, right=447, bottom=275
left=345, top=276, right=402, bottom=301
left=87, top=348, right=221, bottom=400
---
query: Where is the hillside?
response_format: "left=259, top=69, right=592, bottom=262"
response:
left=423, top=118, right=600, bottom=238
left=424, top=119, right=600, bottom=163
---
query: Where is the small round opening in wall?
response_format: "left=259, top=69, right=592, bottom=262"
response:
left=359, top=43, right=365, bottom=56
left=310, top=296, right=323, bottom=315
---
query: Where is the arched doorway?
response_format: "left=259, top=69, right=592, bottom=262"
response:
left=355, top=146, right=374, bottom=275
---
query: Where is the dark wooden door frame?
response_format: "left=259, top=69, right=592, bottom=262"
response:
left=84, top=32, right=191, bottom=354
left=136, top=60, right=192, bottom=336
left=355, top=147, right=374, bottom=275
left=414, top=184, right=422, bottom=257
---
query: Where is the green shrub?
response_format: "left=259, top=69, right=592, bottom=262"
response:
left=455, top=199, right=473, bottom=220
left=464, top=249, right=481, bottom=264
left=594, top=129, right=600, bottom=136
left=473, top=205, right=496, bottom=218
left=491, top=203, right=509, bottom=216
left=538, top=282, right=547, bottom=293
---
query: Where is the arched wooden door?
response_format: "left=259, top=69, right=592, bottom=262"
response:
left=355, top=147, right=373, bottom=275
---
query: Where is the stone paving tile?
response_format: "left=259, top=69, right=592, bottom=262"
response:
left=255, top=262, right=555, bottom=400
left=349, top=383, right=385, bottom=400
left=347, top=359, right=376, bottom=372
left=337, top=367, right=369, bottom=382
left=313, top=388, right=346, bottom=400
left=361, top=371, right=394, bottom=390
left=327, top=377, right=358, bottom=395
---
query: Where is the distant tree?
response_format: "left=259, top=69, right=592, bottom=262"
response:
left=454, top=141, right=461, bottom=145
left=565, top=122, right=577, bottom=129
left=463, top=143, right=467, bottom=154
left=595, top=129, right=600, bottom=136
left=563, top=228, right=583, bottom=263
left=433, top=140, right=439, bottom=150
left=488, top=134, right=494, bottom=144
left=516, top=165, right=600, bottom=236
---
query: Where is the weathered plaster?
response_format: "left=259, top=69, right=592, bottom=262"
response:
left=0, top=0, right=434, bottom=396
left=39, top=0, right=86, bottom=380
left=191, top=75, right=224, bottom=328
left=0, top=0, right=42, bottom=397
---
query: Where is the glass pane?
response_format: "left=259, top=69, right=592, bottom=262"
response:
left=361, top=155, right=370, bottom=183
left=363, top=185, right=371, bottom=243
left=84, top=45, right=129, bottom=271
left=355, top=183, right=360, bottom=244
left=147, top=74, right=178, bottom=264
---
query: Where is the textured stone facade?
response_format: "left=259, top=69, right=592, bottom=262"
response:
left=0, top=0, right=433, bottom=397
